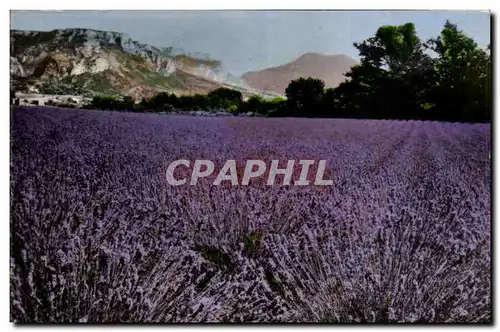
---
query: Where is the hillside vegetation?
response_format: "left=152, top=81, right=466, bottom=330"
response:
left=10, top=28, right=271, bottom=100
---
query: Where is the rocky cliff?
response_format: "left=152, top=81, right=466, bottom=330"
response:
left=10, top=28, right=259, bottom=100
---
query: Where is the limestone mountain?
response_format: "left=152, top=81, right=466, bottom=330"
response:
left=241, top=53, right=357, bottom=95
left=10, top=28, right=269, bottom=100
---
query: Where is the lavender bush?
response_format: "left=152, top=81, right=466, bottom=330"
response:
left=10, top=107, right=491, bottom=323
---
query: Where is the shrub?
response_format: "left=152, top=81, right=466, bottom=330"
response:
left=228, top=104, right=238, bottom=113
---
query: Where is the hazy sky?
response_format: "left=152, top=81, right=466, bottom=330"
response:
left=10, top=10, right=491, bottom=75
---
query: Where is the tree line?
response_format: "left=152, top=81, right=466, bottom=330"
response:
left=280, top=21, right=491, bottom=122
left=88, top=88, right=288, bottom=117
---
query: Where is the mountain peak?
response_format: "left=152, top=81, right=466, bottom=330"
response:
left=294, top=52, right=354, bottom=63
left=10, top=28, right=280, bottom=100
left=242, top=53, right=357, bottom=94
left=296, top=52, right=324, bottom=59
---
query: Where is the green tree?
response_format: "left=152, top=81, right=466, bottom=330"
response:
left=266, top=96, right=287, bottom=117
left=122, top=95, right=134, bottom=110
left=285, top=77, right=325, bottom=117
left=321, top=88, right=338, bottom=118
left=208, top=88, right=242, bottom=109
left=427, top=21, right=491, bottom=122
left=336, top=22, right=435, bottom=120
left=242, top=95, right=266, bottom=114
left=192, top=94, right=209, bottom=110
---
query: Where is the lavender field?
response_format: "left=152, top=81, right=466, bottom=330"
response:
left=10, top=106, right=491, bottom=323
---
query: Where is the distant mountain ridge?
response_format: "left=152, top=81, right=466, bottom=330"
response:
left=241, top=53, right=357, bottom=94
left=10, top=28, right=355, bottom=100
left=10, top=28, right=272, bottom=100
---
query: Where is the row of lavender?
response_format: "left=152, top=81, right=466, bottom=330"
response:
left=10, top=107, right=491, bottom=322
